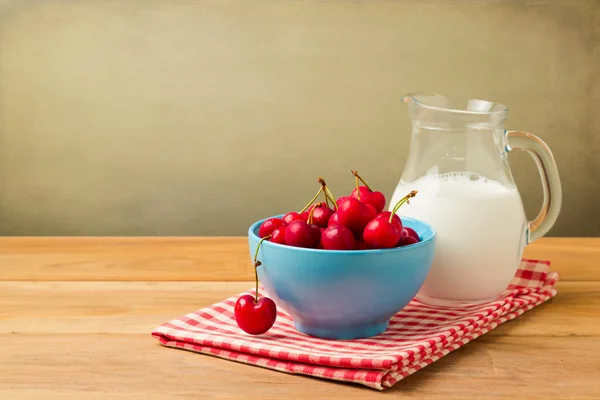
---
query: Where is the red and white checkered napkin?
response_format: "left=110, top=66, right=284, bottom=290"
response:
left=152, top=259, right=558, bottom=390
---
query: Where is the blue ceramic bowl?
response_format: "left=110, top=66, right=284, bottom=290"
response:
left=247, top=216, right=436, bottom=340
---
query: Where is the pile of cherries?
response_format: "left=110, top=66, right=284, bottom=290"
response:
left=234, top=171, right=419, bottom=336
left=259, top=171, right=420, bottom=250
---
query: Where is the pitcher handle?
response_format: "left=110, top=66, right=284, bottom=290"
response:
left=506, top=131, right=562, bottom=244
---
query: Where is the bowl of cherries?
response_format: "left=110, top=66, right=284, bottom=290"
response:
left=236, top=171, right=436, bottom=340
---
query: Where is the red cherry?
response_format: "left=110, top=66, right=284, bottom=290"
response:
left=359, top=204, right=377, bottom=228
left=336, top=198, right=362, bottom=228
left=283, top=212, right=303, bottom=225
left=270, top=226, right=287, bottom=245
left=402, top=227, right=419, bottom=241
left=351, top=186, right=368, bottom=198
left=367, top=192, right=386, bottom=214
left=363, top=218, right=402, bottom=249
left=322, top=225, right=356, bottom=250
left=300, top=210, right=309, bottom=221
left=258, top=218, right=284, bottom=238
left=351, top=186, right=386, bottom=214
left=336, top=196, right=351, bottom=208
left=234, top=294, right=277, bottom=335
left=285, top=220, right=321, bottom=248
left=398, top=235, right=419, bottom=247
left=328, top=212, right=341, bottom=227
left=300, top=204, right=318, bottom=222
left=337, top=198, right=377, bottom=236
left=376, top=211, right=401, bottom=223
left=349, top=170, right=387, bottom=213
left=375, top=211, right=403, bottom=231
left=312, top=203, right=334, bottom=228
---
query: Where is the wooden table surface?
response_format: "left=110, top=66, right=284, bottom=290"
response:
left=1, top=237, right=599, bottom=399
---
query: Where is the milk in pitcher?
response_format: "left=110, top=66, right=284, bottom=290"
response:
left=391, top=172, right=528, bottom=302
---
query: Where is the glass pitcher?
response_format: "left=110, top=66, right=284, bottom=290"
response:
left=391, top=93, right=562, bottom=303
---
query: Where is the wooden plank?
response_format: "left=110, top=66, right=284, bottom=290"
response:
left=0, top=393, right=175, bottom=400
left=1, top=334, right=599, bottom=399
left=523, top=237, right=599, bottom=281
left=0, top=237, right=597, bottom=281
left=1, top=281, right=597, bottom=337
left=0, top=237, right=254, bottom=282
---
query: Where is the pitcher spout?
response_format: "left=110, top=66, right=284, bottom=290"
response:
left=401, top=92, right=508, bottom=116
left=401, top=92, right=419, bottom=105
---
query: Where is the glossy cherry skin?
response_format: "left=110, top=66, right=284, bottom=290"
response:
left=363, top=218, right=402, bottom=249
left=270, top=226, right=287, bottom=245
left=285, top=220, right=321, bottom=248
left=258, top=218, right=285, bottom=238
left=336, top=196, right=351, bottom=208
left=234, top=294, right=277, bottom=335
left=374, top=211, right=403, bottom=232
left=283, top=212, right=303, bottom=225
left=300, top=210, right=309, bottom=221
left=358, top=204, right=377, bottom=229
left=337, top=198, right=377, bottom=236
left=402, top=227, right=419, bottom=241
left=351, top=186, right=386, bottom=214
left=328, top=212, right=341, bottom=227
left=321, top=225, right=356, bottom=250
left=398, top=235, right=419, bottom=247
left=300, top=203, right=320, bottom=222
left=376, top=211, right=401, bottom=224
left=312, top=203, right=334, bottom=228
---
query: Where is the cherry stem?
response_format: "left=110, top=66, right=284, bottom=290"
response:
left=307, top=203, right=322, bottom=224
left=299, top=187, right=323, bottom=214
left=253, top=235, right=271, bottom=303
left=318, top=177, right=338, bottom=211
left=389, top=190, right=418, bottom=223
left=351, top=170, right=373, bottom=192
left=325, top=187, right=337, bottom=210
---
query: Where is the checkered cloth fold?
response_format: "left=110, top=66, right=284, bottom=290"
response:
left=152, top=259, right=558, bottom=390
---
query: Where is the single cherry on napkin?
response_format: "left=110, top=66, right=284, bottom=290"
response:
left=234, top=236, right=277, bottom=335
left=234, top=294, right=277, bottom=335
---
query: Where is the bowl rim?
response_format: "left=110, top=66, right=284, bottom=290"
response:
left=248, top=214, right=436, bottom=255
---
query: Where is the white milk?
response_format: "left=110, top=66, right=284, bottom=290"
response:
left=390, top=173, right=527, bottom=302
